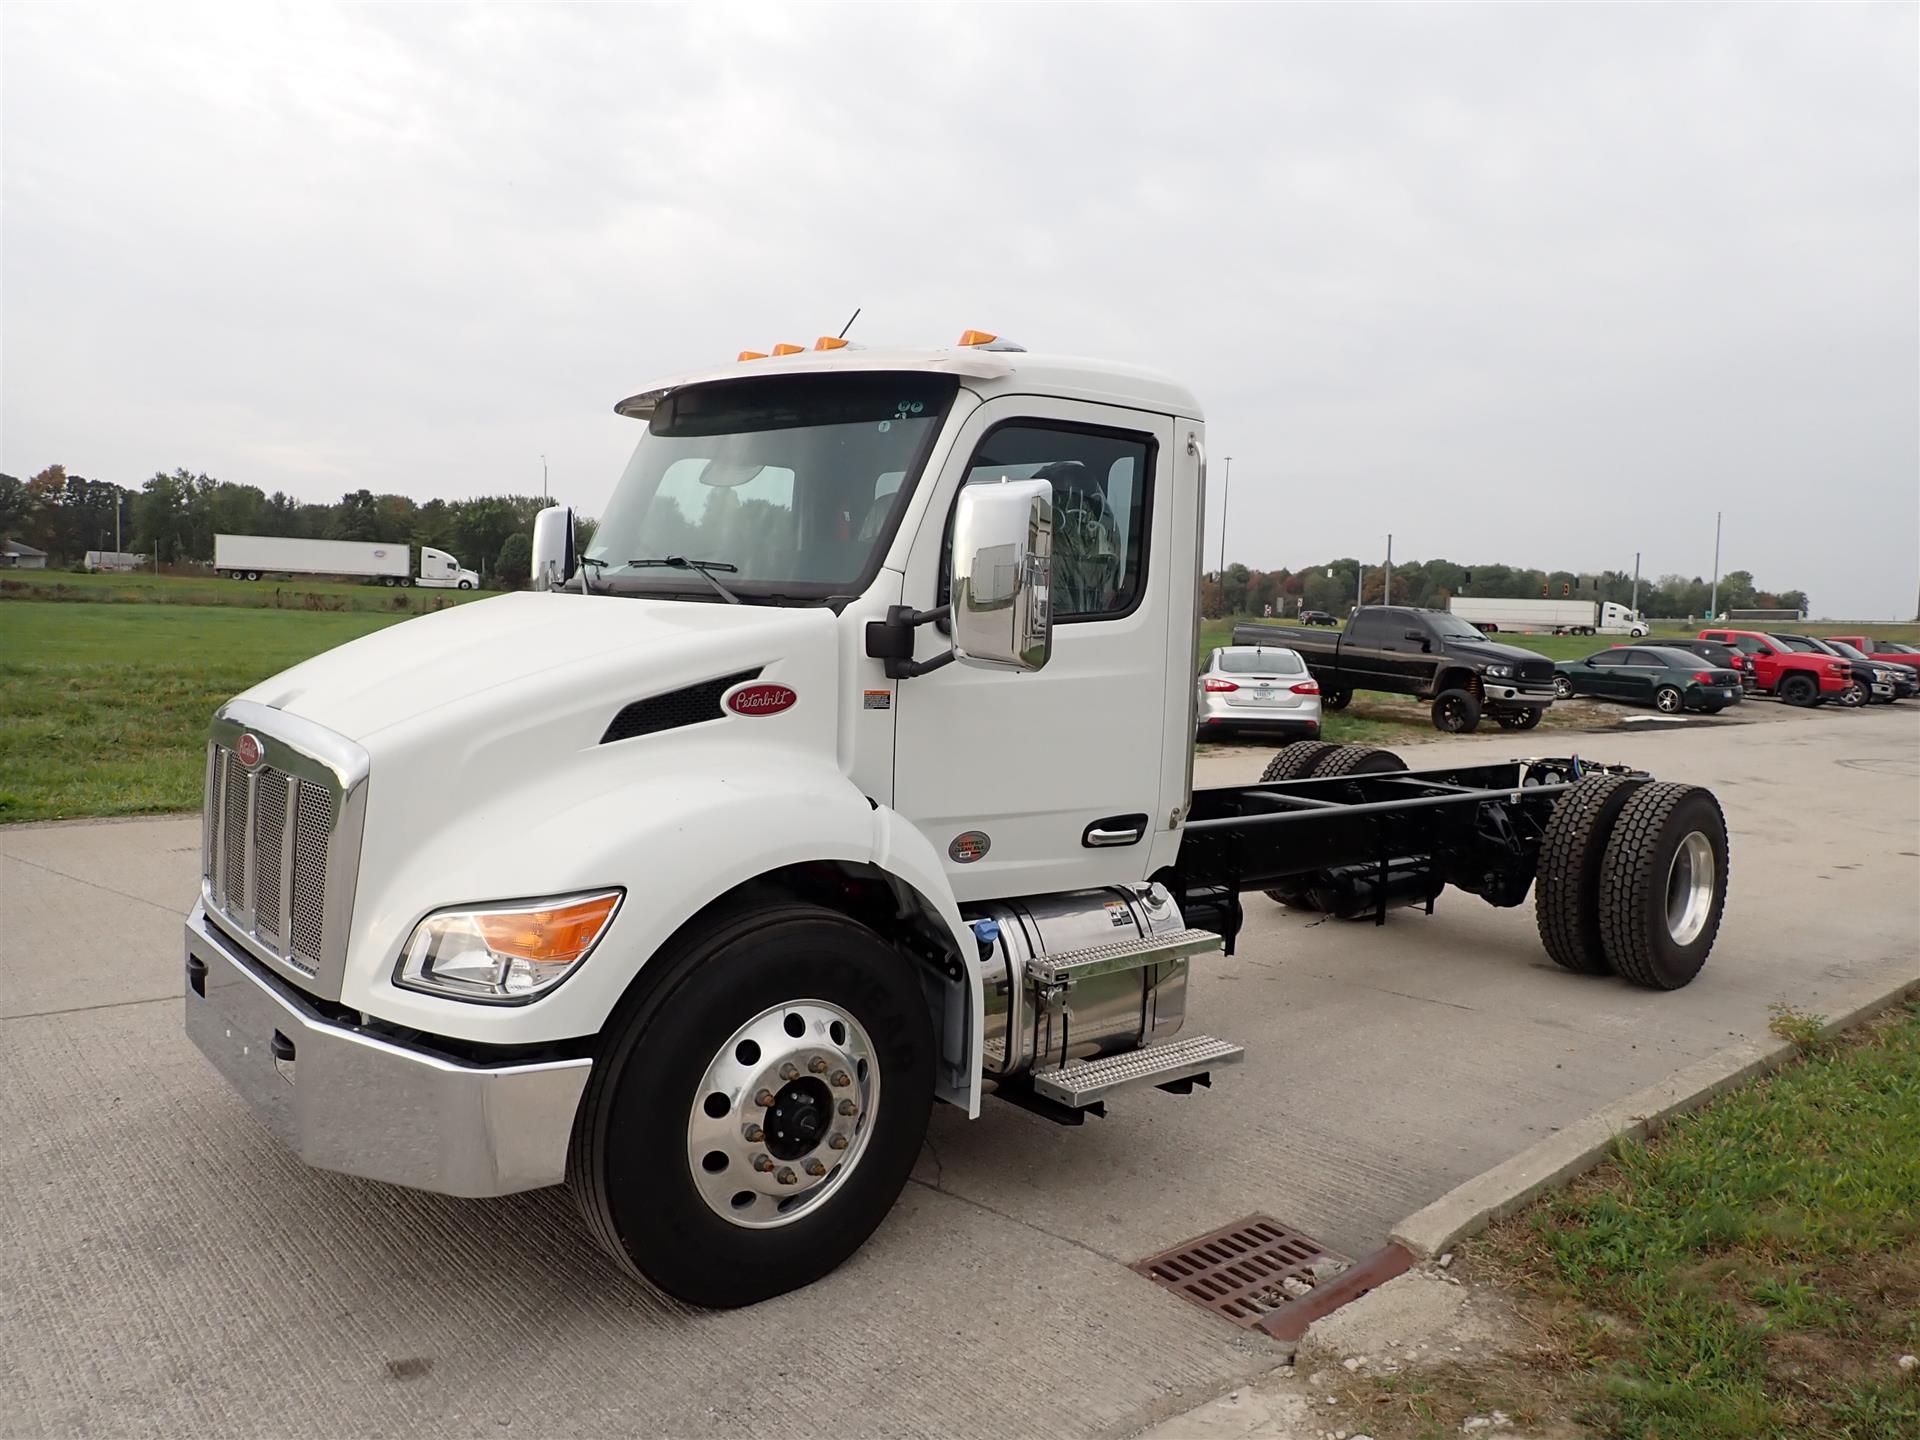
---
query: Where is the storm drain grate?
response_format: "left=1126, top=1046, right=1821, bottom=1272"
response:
left=1132, top=1215, right=1351, bottom=1328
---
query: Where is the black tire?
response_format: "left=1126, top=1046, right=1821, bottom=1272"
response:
left=568, top=903, right=934, bottom=1307
left=1597, top=783, right=1729, bottom=990
left=1778, top=673, right=1819, bottom=707
left=458, top=579, right=474, bottom=590
left=1259, top=742, right=1342, bottom=902
left=246, top=570, right=262, bottom=582
left=1654, top=685, right=1684, bottom=715
left=1432, top=688, right=1481, bottom=733
left=1553, top=674, right=1575, bottom=700
left=1315, top=744, right=1407, bottom=779
left=1496, top=707, right=1544, bottom=731
left=1534, top=774, right=1648, bottom=975
left=1258, top=740, right=1340, bottom=786
left=1320, top=687, right=1352, bottom=712
left=1838, top=681, right=1868, bottom=709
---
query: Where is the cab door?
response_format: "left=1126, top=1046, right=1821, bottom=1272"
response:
left=889, top=396, right=1178, bottom=901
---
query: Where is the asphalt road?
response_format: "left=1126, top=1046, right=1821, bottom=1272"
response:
left=4, top=701, right=1916, bottom=1438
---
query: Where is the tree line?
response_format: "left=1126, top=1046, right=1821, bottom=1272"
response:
left=1203, top=557, right=1808, bottom=621
left=0, top=466, right=597, bottom=588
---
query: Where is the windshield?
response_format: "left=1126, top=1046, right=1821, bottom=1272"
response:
left=1824, top=640, right=1868, bottom=660
left=1772, top=635, right=1831, bottom=654
left=1425, top=614, right=1489, bottom=641
left=1218, top=647, right=1304, bottom=675
left=586, top=372, right=959, bottom=601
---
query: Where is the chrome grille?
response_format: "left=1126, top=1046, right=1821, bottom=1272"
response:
left=202, top=706, right=368, bottom=1000
left=290, top=783, right=334, bottom=964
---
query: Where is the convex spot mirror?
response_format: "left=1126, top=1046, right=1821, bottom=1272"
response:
left=950, top=477, right=1052, bottom=673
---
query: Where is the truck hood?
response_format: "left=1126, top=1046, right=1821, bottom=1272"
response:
left=1445, top=639, right=1557, bottom=673
left=240, top=592, right=834, bottom=741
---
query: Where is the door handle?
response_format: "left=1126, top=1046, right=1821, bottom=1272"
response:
left=1083, top=814, right=1148, bottom=848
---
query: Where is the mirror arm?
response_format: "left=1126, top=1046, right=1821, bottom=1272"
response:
left=865, top=604, right=955, bottom=680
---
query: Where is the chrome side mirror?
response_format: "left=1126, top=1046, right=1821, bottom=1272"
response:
left=950, top=478, right=1052, bottom=672
left=531, top=505, right=576, bottom=591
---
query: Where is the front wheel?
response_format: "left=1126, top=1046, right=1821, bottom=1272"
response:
left=1553, top=674, right=1575, bottom=700
left=458, top=579, right=474, bottom=590
left=1320, top=686, right=1352, bottom=712
left=568, top=904, right=934, bottom=1307
left=1432, top=688, right=1481, bottom=733
left=1654, top=685, right=1684, bottom=714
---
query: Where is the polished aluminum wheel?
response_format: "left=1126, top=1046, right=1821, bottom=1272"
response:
left=686, top=999, right=880, bottom=1229
left=1665, top=831, right=1716, bottom=946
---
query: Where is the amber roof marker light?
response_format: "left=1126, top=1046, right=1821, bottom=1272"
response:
left=958, top=329, right=1028, bottom=352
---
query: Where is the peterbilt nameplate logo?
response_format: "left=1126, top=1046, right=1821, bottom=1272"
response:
left=726, top=683, right=797, bottom=716
left=235, top=733, right=264, bottom=768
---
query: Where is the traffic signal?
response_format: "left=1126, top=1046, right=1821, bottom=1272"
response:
left=1562, top=582, right=1571, bottom=597
left=1541, top=582, right=1548, bottom=597
left=1462, top=571, right=1472, bottom=587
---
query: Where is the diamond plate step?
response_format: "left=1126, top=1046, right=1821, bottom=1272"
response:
left=1024, top=926, right=1223, bottom=987
left=1031, top=1034, right=1244, bottom=1108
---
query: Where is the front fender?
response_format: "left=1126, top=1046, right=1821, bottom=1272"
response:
left=344, top=754, right=981, bottom=1112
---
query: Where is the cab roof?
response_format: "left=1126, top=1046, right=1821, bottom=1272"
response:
left=615, top=345, right=1204, bottom=422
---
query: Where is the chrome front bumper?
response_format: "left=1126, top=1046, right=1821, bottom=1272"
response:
left=1484, top=682, right=1556, bottom=705
left=183, top=903, right=591, bottom=1197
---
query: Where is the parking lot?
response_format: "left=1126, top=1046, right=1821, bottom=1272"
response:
left=3, top=700, right=1916, bottom=1439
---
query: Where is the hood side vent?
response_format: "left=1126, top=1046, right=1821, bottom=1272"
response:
left=601, top=669, right=762, bottom=744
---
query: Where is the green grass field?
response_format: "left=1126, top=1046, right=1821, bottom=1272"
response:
left=1350, top=1005, right=1920, bottom=1440
left=1, top=567, right=496, bottom=614
left=0, top=602, right=410, bottom=822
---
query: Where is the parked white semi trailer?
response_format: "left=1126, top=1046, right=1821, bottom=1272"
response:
left=184, top=335, right=1731, bottom=1308
left=1448, top=596, right=1648, bottom=636
left=214, top=535, right=478, bottom=588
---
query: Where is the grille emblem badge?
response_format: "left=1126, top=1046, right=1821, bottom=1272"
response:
left=235, top=734, right=264, bottom=768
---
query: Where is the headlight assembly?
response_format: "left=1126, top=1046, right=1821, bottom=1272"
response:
left=395, top=890, right=622, bottom=1003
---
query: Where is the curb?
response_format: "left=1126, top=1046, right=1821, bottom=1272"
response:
left=1389, top=971, right=1920, bottom=1258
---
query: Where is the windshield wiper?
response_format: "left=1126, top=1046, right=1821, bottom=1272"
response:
left=628, top=556, right=742, bottom=605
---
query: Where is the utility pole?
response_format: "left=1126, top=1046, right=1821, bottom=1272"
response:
left=1217, top=457, right=1233, bottom=578
left=1631, top=551, right=1641, bottom=619
left=1356, top=560, right=1364, bottom=611
left=1384, top=533, right=1393, bottom=606
left=114, top=486, right=121, bottom=556
left=542, top=455, right=549, bottom=503
left=1708, top=511, right=1723, bottom=619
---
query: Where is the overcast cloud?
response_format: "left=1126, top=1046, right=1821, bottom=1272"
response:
left=4, top=3, right=1915, bottom=616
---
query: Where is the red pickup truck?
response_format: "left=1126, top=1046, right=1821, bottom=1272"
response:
left=1697, top=628, right=1853, bottom=707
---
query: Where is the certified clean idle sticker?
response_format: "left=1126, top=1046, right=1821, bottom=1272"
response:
left=949, top=831, right=990, bottom=864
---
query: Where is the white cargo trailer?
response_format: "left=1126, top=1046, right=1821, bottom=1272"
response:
left=1448, top=597, right=1648, bottom=636
left=216, top=535, right=411, bottom=585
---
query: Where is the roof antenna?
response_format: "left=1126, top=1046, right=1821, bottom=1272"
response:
left=837, top=307, right=861, bottom=340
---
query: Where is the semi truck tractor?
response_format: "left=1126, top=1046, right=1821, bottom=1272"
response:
left=183, top=335, right=1732, bottom=1307
left=214, top=534, right=478, bottom=588
left=1448, top=596, right=1649, bottom=636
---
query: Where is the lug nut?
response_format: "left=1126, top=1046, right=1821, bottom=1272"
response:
left=808, top=1056, right=829, bottom=1074
left=754, top=1089, right=775, bottom=1107
left=753, top=1154, right=774, bottom=1173
left=742, top=1124, right=764, bottom=1143
left=776, top=1167, right=798, bottom=1186
left=780, top=1062, right=801, bottom=1081
left=828, top=1133, right=850, bottom=1150
left=837, top=1099, right=857, bottom=1116
left=830, top=1070, right=851, bottom=1088
left=803, top=1159, right=826, bottom=1177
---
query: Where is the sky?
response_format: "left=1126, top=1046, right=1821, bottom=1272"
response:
left=3, top=3, right=1915, bottom=618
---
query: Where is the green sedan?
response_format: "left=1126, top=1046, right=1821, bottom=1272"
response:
left=1553, top=645, right=1745, bottom=715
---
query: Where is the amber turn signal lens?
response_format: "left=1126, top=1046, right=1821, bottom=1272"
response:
left=957, top=329, right=998, bottom=347
left=738, top=350, right=769, bottom=361
left=474, top=893, right=622, bottom=965
left=771, top=343, right=805, bottom=356
left=814, top=336, right=849, bottom=350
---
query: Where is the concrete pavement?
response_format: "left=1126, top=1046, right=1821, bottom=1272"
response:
left=3, top=702, right=1916, bottom=1437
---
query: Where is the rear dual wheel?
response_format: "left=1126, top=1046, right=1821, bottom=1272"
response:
left=1535, top=778, right=1728, bottom=989
left=1260, top=746, right=1407, bottom=909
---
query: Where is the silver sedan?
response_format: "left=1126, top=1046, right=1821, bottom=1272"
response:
left=1196, top=644, right=1323, bottom=742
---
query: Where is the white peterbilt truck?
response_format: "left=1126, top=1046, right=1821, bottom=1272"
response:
left=185, top=336, right=1731, bottom=1306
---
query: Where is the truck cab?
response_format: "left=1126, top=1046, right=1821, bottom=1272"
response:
left=415, top=545, right=479, bottom=589
left=184, top=337, right=1733, bottom=1309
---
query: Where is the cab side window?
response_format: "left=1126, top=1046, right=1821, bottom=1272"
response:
left=1590, top=650, right=1628, bottom=667
left=1346, top=611, right=1391, bottom=645
left=950, top=422, right=1154, bottom=621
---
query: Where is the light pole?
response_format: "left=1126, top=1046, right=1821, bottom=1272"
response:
left=1383, top=533, right=1393, bottom=606
left=542, top=455, right=549, bottom=503
left=1707, top=511, right=1723, bottom=619
left=1217, top=456, right=1233, bottom=578
left=1631, top=551, right=1641, bottom=620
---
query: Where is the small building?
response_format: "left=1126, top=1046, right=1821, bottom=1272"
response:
left=1, top=539, right=48, bottom=570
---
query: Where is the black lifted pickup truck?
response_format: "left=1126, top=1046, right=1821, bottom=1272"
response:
left=1234, top=605, right=1558, bottom=733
